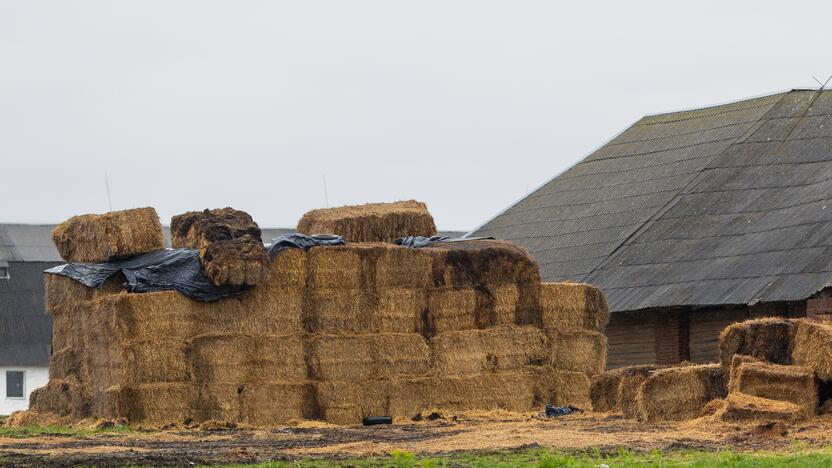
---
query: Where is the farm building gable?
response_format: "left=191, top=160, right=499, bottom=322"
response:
left=472, top=89, right=832, bottom=313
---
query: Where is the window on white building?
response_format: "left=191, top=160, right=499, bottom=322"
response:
left=6, top=371, right=24, bottom=399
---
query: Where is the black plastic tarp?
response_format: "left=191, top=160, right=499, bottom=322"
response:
left=45, top=233, right=349, bottom=302
left=394, top=236, right=493, bottom=248
left=267, top=233, right=345, bottom=259
left=45, top=249, right=249, bottom=302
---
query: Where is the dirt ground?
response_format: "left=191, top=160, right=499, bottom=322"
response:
left=2, top=410, right=832, bottom=467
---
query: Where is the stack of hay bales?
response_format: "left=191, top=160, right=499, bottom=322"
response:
left=296, top=200, right=436, bottom=242
left=26, top=205, right=610, bottom=427
left=171, top=207, right=269, bottom=287
left=539, top=282, right=610, bottom=408
left=715, top=318, right=830, bottom=423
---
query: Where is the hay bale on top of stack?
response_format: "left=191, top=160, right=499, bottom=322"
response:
left=26, top=201, right=611, bottom=427
left=297, top=199, right=436, bottom=242
left=171, top=207, right=269, bottom=287
left=51, top=207, right=164, bottom=263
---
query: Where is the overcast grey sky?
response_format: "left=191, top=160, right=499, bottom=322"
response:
left=1, top=1, right=829, bottom=230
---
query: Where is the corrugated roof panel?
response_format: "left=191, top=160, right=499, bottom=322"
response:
left=473, top=90, right=832, bottom=312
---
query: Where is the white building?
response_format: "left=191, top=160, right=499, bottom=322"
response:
left=0, top=225, right=60, bottom=415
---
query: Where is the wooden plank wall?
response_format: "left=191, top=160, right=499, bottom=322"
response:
left=688, top=309, right=747, bottom=364
left=606, top=301, right=808, bottom=369
left=606, top=310, right=657, bottom=368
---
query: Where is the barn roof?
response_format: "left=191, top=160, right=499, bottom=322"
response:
left=471, top=89, right=832, bottom=312
left=0, top=224, right=62, bottom=262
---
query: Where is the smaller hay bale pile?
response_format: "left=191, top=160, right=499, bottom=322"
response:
left=171, top=207, right=269, bottom=287
left=590, top=364, right=665, bottom=414
left=716, top=318, right=832, bottom=423
left=297, top=200, right=436, bottom=243
left=540, top=282, right=609, bottom=396
left=52, top=207, right=164, bottom=263
left=721, top=361, right=817, bottom=422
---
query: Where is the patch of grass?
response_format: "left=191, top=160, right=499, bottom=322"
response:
left=209, top=447, right=832, bottom=467
left=0, top=423, right=132, bottom=439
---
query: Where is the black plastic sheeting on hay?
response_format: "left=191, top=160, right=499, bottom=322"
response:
left=47, top=233, right=346, bottom=302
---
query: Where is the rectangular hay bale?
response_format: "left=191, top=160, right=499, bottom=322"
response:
left=170, top=207, right=262, bottom=250
left=548, top=329, right=607, bottom=377
left=719, top=392, right=804, bottom=423
left=122, top=340, right=188, bottom=384
left=115, top=383, right=194, bottom=426
left=427, top=287, right=479, bottom=333
left=305, top=288, right=369, bottom=333
left=635, top=364, right=726, bottom=422
left=540, top=282, right=610, bottom=332
left=530, top=366, right=592, bottom=409
left=375, top=247, right=433, bottom=289
left=297, top=200, right=437, bottom=243
left=188, top=333, right=308, bottom=384
left=730, top=361, right=818, bottom=418
left=590, top=367, right=632, bottom=413
left=376, top=288, right=426, bottom=333
left=52, top=207, right=164, bottom=263
left=306, top=247, right=363, bottom=289
left=792, top=319, right=832, bottom=382
left=719, top=318, right=796, bottom=373
left=428, top=371, right=536, bottom=413
left=308, top=333, right=430, bottom=381
left=493, top=284, right=519, bottom=326
left=430, top=325, right=547, bottom=375
left=194, top=382, right=314, bottom=425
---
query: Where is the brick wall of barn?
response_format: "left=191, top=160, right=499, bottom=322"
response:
left=605, top=301, right=807, bottom=368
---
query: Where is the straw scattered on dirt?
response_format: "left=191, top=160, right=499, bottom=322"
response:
left=5, top=411, right=832, bottom=466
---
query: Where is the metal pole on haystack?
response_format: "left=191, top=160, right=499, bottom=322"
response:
left=104, top=171, right=113, bottom=211
left=322, top=174, right=329, bottom=208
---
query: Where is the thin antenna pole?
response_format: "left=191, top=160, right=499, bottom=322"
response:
left=812, top=75, right=832, bottom=90
left=322, top=174, right=329, bottom=208
left=104, top=171, right=113, bottom=211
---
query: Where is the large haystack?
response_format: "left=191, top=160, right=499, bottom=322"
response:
left=635, top=364, right=726, bottom=422
left=296, top=200, right=436, bottom=243
left=51, top=207, right=164, bottom=263
left=170, top=207, right=269, bottom=287
left=26, top=208, right=609, bottom=427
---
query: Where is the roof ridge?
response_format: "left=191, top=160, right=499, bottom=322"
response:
left=640, top=89, right=795, bottom=120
